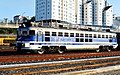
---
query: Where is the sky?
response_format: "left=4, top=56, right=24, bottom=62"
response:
left=0, top=0, right=35, bottom=20
left=0, top=0, right=119, bottom=20
left=108, top=0, right=120, bottom=16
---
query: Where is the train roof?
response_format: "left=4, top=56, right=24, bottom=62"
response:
left=18, top=27, right=116, bottom=34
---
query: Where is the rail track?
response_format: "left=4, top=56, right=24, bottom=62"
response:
left=1, top=56, right=120, bottom=75
left=1, top=46, right=120, bottom=74
left=0, top=50, right=120, bottom=64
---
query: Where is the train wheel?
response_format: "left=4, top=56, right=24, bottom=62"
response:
left=17, top=48, right=22, bottom=54
left=37, top=48, right=45, bottom=54
left=107, top=47, right=111, bottom=52
left=58, top=49, right=64, bottom=54
left=58, top=46, right=66, bottom=54
left=96, top=49, right=100, bottom=52
left=38, top=50, right=44, bottom=54
left=96, top=46, right=103, bottom=52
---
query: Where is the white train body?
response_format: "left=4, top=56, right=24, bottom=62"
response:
left=16, top=27, right=118, bottom=54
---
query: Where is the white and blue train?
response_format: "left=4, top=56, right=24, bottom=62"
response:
left=16, top=26, right=118, bottom=54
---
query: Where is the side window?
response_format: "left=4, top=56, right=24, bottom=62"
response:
left=89, top=34, right=92, bottom=38
left=70, top=33, right=74, bottom=37
left=85, top=39, right=88, bottom=42
left=102, top=35, right=105, bottom=38
left=94, top=34, right=97, bottom=38
left=76, top=38, right=79, bottom=42
left=80, top=34, right=84, bottom=37
left=113, top=35, right=116, bottom=38
left=58, top=32, right=63, bottom=36
left=85, top=34, right=88, bottom=37
left=45, top=37, right=50, bottom=41
left=106, top=35, right=108, bottom=38
left=76, top=33, right=79, bottom=37
left=109, top=35, right=112, bottom=38
left=45, top=31, right=50, bottom=36
left=52, top=32, right=56, bottom=36
left=80, top=38, right=84, bottom=42
left=89, top=39, right=92, bottom=42
left=64, top=32, right=69, bottom=37
left=98, top=34, right=101, bottom=38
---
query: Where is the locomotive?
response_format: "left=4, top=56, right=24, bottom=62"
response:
left=15, top=23, right=118, bottom=54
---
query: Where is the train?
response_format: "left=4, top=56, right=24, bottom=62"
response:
left=15, top=24, right=118, bottom=54
left=0, top=34, right=16, bottom=46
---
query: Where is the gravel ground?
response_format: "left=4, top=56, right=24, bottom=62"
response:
left=56, top=70, right=120, bottom=75
left=57, top=65, right=120, bottom=75
left=96, top=70, right=120, bottom=75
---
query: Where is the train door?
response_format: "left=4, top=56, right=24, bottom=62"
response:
left=37, top=31, right=43, bottom=42
left=116, top=33, right=120, bottom=49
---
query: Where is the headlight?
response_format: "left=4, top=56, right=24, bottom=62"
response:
left=22, top=43, right=25, bottom=47
left=25, top=43, right=29, bottom=47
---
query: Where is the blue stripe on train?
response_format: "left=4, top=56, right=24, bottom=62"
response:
left=18, top=35, right=117, bottom=44
left=29, top=43, right=117, bottom=45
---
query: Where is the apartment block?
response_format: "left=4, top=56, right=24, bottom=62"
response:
left=35, top=0, right=113, bottom=26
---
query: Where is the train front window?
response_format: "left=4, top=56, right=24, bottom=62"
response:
left=29, top=30, right=35, bottom=36
left=22, top=31, right=27, bottom=36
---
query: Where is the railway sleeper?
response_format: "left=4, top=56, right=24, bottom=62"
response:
left=1, top=59, right=120, bottom=74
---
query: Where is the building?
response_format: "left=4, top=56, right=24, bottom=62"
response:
left=13, top=15, right=20, bottom=23
left=35, top=0, right=113, bottom=26
left=83, top=0, right=93, bottom=25
left=113, top=16, right=120, bottom=30
left=36, top=0, right=76, bottom=24
left=83, top=0, right=113, bottom=26
left=102, top=0, right=113, bottom=27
